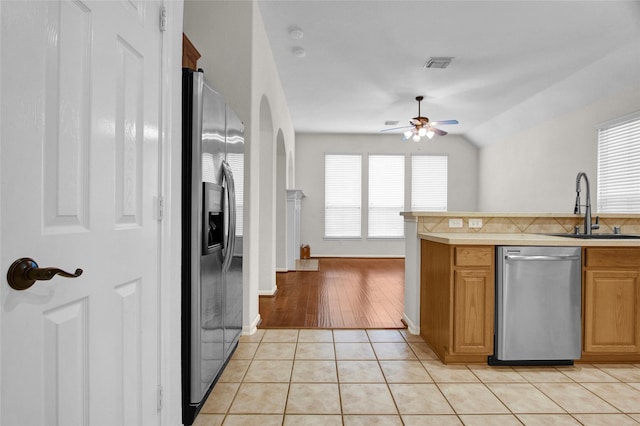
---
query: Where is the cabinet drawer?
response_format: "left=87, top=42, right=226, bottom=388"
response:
left=454, top=246, right=493, bottom=267
left=585, top=248, right=640, bottom=268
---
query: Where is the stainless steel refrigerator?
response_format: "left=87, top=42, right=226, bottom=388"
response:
left=181, top=69, right=244, bottom=425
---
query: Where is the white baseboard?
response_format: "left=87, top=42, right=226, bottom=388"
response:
left=243, top=313, right=261, bottom=335
left=275, top=267, right=288, bottom=272
left=403, top=313, right=420, bottom=335
left=258, top=285, right=278, bottom=296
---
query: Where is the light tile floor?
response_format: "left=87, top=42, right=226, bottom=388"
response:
left=194, top=329, right=640, bottom=426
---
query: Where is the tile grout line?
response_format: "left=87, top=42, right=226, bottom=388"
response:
left=201, top=329, right=640, bottom=425
left=556, top=364, right=627, bottom=421
left=279, top=330, right=298, bottom=426
left=331, top=329, right=346, bottom=426
left=223, top=332, right=259, bottom=422
left=370, top=330, right=403, bottom=419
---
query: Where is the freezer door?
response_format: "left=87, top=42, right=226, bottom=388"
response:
left=224, top=105, right=244, bottom=356
left=201, top=78, right=226, bottom=186
left=193, top=246, right=224, bottom=402
left=187, top=72, right=228, bottom=404
left=496, top=246, right=582, bottom=361
left=224, top=105, right=245, bottom=354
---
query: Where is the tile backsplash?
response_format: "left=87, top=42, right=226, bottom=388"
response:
left=417, top=215, right=640, bottom=235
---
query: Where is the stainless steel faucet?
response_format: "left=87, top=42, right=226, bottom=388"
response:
left=574, top=172, right=599, bottom=235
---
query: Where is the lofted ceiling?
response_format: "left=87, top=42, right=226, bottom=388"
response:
left=257, top=0, right=640, bottom=147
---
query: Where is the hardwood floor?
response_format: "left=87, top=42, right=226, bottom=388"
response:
left=259, top=257, right=405, bottom=329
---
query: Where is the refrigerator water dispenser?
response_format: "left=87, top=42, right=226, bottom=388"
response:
left=202, top=182, right=223, bottom=255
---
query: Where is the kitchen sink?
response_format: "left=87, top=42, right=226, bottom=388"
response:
left=546, top=233, right=640, bottom=239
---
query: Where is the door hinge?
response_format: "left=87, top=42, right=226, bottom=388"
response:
left=157, top=385, right=163, bottom=411
left=159, top=6, right=167, bottom=32
left=157, top=196, right=164, bottom=221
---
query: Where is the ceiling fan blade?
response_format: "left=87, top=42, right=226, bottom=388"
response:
left=430, top=119, right=459, bottom=126
left=380, top=125, right=413, bottom=133
left=430, top=127, right=448, bottom=136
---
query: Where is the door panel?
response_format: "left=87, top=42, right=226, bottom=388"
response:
left=43, top=0, right=91, bottom=232
left=453, top=269, right=493, bottom=354
left=1, top=1, right=163, bottom=425
left=584, top=270, right=640, bottom=353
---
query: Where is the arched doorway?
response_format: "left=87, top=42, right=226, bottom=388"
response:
left=275, top=130, right=287, bottom=271
left=258, top=96, right=276, bottom=294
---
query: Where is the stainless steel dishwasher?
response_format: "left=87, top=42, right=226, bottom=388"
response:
left=490, top=246, right=582, bottom=365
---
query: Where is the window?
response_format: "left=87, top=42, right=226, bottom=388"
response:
left=227, top=152, right=244, bottom=236
left=598, top=114, right=640, bottom=213
left=324, top=154, right=361, bottom=238
left=368, top=155, right=404, bottom=238
left=411, top=155, right=448, bottom=211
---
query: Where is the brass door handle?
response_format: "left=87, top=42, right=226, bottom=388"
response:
left=7, top=257, right=83, bottom=291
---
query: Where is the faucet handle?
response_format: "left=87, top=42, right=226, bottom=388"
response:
left=591, top=216, right=600, bottom=231
left=614, top=226, right=621, bottom=234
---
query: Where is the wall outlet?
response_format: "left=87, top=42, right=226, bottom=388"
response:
left=469, top=218, right=483, bottom=228
left=448, top=218, right=463, bottom=228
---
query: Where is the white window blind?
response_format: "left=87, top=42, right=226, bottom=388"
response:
left=411, top=155, right=448, bottom=211
left=325, top=154, right=362, bottom=238
left=227, top=152, right=244, bottom=236
left=368, top=155, right=404, bottom=238
left=598, top=115, right=640, bottom=213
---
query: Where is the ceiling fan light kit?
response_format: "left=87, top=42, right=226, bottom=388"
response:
left=407, top=127, right=434, bottom=142
left=384, top=95, right=459, bottom=142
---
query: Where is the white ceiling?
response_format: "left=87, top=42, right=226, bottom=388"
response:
left=257, top=0, right=640, bottom=146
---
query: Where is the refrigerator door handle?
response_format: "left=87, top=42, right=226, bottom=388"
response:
left=222, top=161, right=236, bottom=273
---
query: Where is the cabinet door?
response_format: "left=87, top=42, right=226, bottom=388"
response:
left=452, top=269, right=494, bottom=354
left=584, top=270, right=640, bottom=353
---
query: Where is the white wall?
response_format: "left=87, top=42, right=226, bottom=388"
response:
left=475, top=36, right=640, bottom=213
left=251, top=10, right=296, bottom=297
left=296, top=133, right=478, bottom=257
left=275, top=131, right=287, bottom=271
left=478, top=87, right=640, bottom=213
left=184, top=1, right=295, bottom=331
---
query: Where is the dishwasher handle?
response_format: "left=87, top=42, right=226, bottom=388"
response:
left=505, top=254, right=581, bottom=261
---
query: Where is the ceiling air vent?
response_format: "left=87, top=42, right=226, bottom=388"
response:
left=424, top=57, right=454, bottom=69
left=385, top=120, right=399, bottom=126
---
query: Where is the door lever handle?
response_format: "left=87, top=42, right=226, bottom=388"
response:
left=7, top=257, right=83, bottom=291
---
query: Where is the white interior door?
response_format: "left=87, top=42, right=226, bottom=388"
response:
left=1, top=1, right=163, bottom=425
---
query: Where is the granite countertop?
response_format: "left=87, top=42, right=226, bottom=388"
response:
left=419, top=232, right=640, bottom=247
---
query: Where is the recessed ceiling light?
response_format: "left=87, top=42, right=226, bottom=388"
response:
left=292, top=47, right=306, bottom=58
left=288, top=26, right=304, bottom=40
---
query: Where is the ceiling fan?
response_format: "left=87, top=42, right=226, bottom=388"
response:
left=382, top=96, right=459, bottom=141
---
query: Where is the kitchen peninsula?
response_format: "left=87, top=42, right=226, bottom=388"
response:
left=402, top=212, right=640, bottom=365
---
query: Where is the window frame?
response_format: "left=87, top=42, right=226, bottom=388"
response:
left=367, top=154, right=405, bottom=239
left=410, top=155, right=448, bottom=212
left=323, top=153, right=363, bottom=239
left=597, top=111, right=640, bottom=214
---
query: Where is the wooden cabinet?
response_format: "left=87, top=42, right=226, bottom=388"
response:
left=419, top=241, right=640, bottom=364
left=453, top=269, right=494, bottom=354
left=582, top=248, right=640, bottom=362
left=420, top=240, right=494, bottom=363
left=182, top=33, right=201, bottom=70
